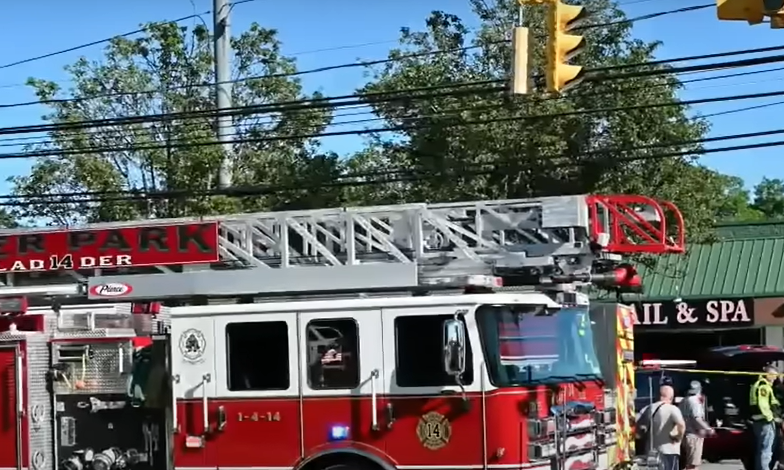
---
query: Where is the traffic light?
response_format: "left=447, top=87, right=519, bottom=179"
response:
left=714, top=0, right=784, bottom=26
left=765, top=0, right=784, bottom=27
left=546, top=1, right=587, bottom=93
left=716, top=0, right=763, bottom=23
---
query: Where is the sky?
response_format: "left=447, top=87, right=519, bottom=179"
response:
left=0, top=0, right=781, bottom=196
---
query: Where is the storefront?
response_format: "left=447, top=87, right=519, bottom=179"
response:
left=625, top=219, right=784, bottom=360
left=630, top=297, right=761, bottom=360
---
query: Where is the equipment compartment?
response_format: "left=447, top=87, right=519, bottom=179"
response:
left=56, top=394, right=166, bottom=470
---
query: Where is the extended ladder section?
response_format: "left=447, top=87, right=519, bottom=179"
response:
left=0, top=194, right=684, bottom=301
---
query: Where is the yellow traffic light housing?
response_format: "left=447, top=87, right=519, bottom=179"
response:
left=546, top=1, right=587, bottom=93
left=716, top=0, right=764, bottom=23
left=511, top=27, right=532, bottom=95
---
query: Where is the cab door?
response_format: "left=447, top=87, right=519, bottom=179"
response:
left=298, top=309, right=385, bottom=456
left=171, top=316, right=216, bottom=468
left=211, top=313, right=300, bottom=468
left=381, top=307, right=483, bottom=466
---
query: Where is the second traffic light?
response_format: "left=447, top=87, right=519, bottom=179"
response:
left=546, top=1, right=587, bottom=93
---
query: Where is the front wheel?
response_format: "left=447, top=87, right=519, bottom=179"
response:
left=323, top=461, right=378, bottom=470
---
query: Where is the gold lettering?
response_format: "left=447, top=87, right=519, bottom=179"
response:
left=238, top=411, right=281, bottom=422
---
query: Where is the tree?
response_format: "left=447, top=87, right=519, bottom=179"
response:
left=716, top=176, right=764, bottom=222
left=347, top=0, right=743, bottom=242
left=752, top=177, right=784, bottom=219
left=13, top=22, right=340, bottom=226
left=0, top=209, right=19, bottom=228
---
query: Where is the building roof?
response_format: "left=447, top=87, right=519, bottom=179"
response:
left=633, top=221, right=784, bottom=300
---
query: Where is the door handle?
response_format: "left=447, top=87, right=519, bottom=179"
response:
left=201, top=374, right=211, bottom=434
left=16, top=352, right=23, bottom=415
left=171, top=374, right=181, bottom=433
left=386, top=402, right=395, bottom=429
left=370, top=369, right=380, bottom=431
left=217, top=406, right=227, bottom=432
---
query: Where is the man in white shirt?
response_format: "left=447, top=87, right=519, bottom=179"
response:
left=679, top=381, right=714, bottom=470
left=638, top=385, right=687, bottom=470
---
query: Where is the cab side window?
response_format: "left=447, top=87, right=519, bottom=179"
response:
left=226, top=321, right=289, bottom=391
left=395, top=314, right=474, bottom=387
left=306, top=319, right=360, bottom=390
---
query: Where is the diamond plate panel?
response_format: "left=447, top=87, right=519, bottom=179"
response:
left=52, top=341, right=134, bottom=395
left=25, top=335, right=54, bottom=470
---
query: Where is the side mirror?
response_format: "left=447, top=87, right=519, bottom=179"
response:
left=443, top=319, right=466, bottom=376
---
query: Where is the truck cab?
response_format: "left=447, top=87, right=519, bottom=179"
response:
left=147, top=292, right=622, bottom=470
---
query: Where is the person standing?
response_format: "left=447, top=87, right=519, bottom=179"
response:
left=638, top=385, right=686, bottom=470
left=750, top=365, right=781, bottom=470
left=679, top=380, right=714, bottom=470
left=773, top=376, right=784, bottom=470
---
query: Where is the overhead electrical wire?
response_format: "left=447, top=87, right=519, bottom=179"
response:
left=0, top=0, right=262, bottom=71
left=0, top=81, right=506, bottom=137
left=0, top=10, right=211, bottom=70
left=0, top=61, right=782, bottom=152
left=0, top=57, right=779, bottom=151
left=7, top=126, right=784, bottom=208
left=0, top=86, right=780, bottom=165
left=576, top=3, right=713, bottom=31
left=0, top=3, right=773, bottom=208
left=0, top=3, right=751, bottom=110
left=0, top=47, right=782, bottom=143
left=0, top=44, right=780, bottom=154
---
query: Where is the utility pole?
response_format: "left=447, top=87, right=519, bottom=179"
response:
left=214, top=0, right=233, bottom=188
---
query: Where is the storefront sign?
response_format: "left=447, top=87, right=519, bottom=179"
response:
left=630, top=298, right=754, bottom=329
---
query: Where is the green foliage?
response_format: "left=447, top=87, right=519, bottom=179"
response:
left=751, top=177, right=784, bottom=219
left=13, top=22, right=338, bottom=225
left=6, top=3, right=772, bottom=238
left=345, top=0, right=744, bottom=242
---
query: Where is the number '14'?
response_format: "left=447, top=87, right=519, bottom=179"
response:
left=49, top=254, right=74, bottom=270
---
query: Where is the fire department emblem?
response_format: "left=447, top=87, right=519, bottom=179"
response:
left=179, top=329, right=206, bottom=363
left=416, top=411, right=452, bottom=450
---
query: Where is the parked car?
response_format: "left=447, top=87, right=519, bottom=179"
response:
left=696, top=345, right=784, bottom=470
left=632, top=346, right=784, bottom=470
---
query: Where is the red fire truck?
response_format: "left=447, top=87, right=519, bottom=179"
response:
left=0, top=194, right=683, bottom=470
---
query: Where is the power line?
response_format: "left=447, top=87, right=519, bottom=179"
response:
left=701, top=100, right=784, bottom=118
left=0, top=11, right=211, bottom=70
left=598, top=44, right=784, bottom=72
left=577, top=3, right=713, bottom=31
left=1, top=47, right=781, bottom=138
left=6, top=127, right=784, bottom=208
left=1, top=56, right=781, bottom=153
left=0, top=81, right=506, bottom=137
left=594, top=53, right=784, bottom=81
left=0, top=58, right=776, bottom=150
left=0, top=43, right=500, bottom=110
left=0, top=0, right=265, bottom=71
left=0, top=72, right=782, bottom=153
left=0, top=4, right=743, bottom=110
left=0, top=87, right=782, bottom=164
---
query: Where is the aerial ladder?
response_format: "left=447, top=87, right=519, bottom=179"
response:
left=0, top=193, right=685, bottom=307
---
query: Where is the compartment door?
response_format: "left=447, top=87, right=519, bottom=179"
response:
left=171, top=317, right=216, bottom=467
left=0, top=342, right=23, bottom=470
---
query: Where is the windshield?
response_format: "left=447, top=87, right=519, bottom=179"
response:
left=476, top=304, right=602, bottom=386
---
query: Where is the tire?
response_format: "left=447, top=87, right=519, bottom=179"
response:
left=323, top=460, right=377, bottom=470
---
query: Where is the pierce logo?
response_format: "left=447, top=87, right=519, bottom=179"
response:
left=89, top=283, right=133, bottom=297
